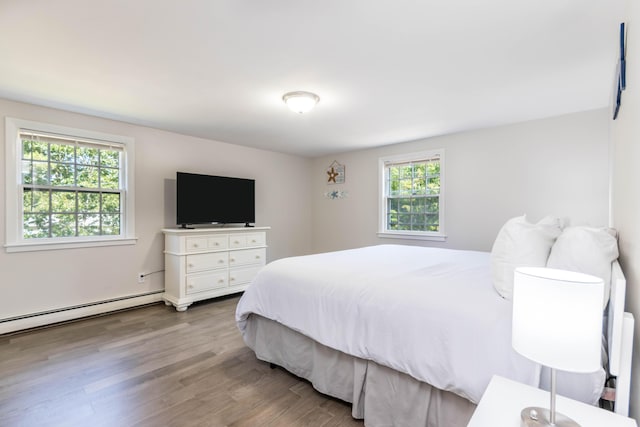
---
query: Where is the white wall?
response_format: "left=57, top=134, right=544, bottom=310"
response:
left=611, top=0, right=640, bottom=420
left=0, top=98, right=312, bottom=321
left=311, top=109, right=610, bottom=254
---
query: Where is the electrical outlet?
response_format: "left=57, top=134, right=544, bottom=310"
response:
left=138, top=273, right=145, bottom=284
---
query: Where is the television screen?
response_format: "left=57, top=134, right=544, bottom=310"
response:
left=176, top=172, right=255, bottom=227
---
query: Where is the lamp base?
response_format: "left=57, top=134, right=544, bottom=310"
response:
left=520, top=407, right=580, bottom=427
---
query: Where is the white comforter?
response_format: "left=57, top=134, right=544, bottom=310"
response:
left=236, top=245, right=601, bottom=404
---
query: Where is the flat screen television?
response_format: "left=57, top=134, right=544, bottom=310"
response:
left=176, top=172, right=255, bottom=228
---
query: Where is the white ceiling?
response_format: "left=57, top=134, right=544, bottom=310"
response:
left=0, top=1, right=626, bottom=157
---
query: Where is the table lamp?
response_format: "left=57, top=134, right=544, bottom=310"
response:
left=512, top=267, right=604, bottom=427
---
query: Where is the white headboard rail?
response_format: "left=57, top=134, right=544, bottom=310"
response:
left=608, top=260, right=626, bottom=376
left=607, top=260, right=634, bottom=416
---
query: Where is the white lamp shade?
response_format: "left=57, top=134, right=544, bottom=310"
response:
left=282, top=91, right=319, bottom=114
left=512, top=267, right=604, bottom=373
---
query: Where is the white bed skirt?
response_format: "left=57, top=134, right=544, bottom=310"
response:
left=244, top=314, right=477, bottom=427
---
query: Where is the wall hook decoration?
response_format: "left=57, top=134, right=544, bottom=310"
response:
left=326, top=160, right=345, bottom=184
left=324, top=189, right=348, bottom=199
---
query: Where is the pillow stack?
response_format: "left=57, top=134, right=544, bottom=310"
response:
left=490, top=215, right=619, bottom=308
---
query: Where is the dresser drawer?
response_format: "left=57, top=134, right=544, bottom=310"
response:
left=186, top=271, right=227, bottom=294
left=229, top=232, right=266, bottom=249
left=185, top=237, right=208, bottom=252
left=186, top=235, right=228, bottom=252
left=207, top=235, right=228, bottom=250
left=229, top=248, right=265, bottom=267
left=229, top=266, right=263, bottom=286
left=186, top=252, right=228, bottom=273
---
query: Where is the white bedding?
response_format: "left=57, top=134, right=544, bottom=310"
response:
left=235, top=244, right=604, bottom=404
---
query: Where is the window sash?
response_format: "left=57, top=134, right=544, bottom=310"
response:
left=378, top=150, right=445, bottom=239
left=19, top=131, right=124, bottom=240
left=5, top=117, right=136, bottom=251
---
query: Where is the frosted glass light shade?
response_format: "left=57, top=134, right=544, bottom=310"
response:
left=512, top=267, right=604, bottom=373
left=282, top=91, right=320, bottom=114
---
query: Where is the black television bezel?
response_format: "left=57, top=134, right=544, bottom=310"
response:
left=176, top=172, right=255, bottom=228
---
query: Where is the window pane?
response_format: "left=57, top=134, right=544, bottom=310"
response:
left=411, top=197, right=425, bottom=214
left=426, top=162, right=440, bottom=175
left=23, top=189, right=50, bottom=213
left=414, top=164, right=426, bottom=178
left=399, top=165, right=412, bottom=179
left=388, top=178, right=401, bottom=196
left=100, top=167, right=120, bottom=189
left=51, top=214, right=76, bottom=237
left=101, top=150, right=120, bottom=168
left=33, top=161, right=49, bottom=185
left=50, top=163, right=75, bottom=186
left=30, top=141, right=48, bottom=161
left=427, top=177, right=440, bottom=194
left=51, top=190, right=76, bottom=213
left=50, top=143, right=75, bottom=163
left=101, top=214, right=121, bottom=235
left=398, top=178, right=412, bottom=196
left=77, top=166, right=99, bottom=188
left=78, top=214, right=100, bottom=236
left=426, top=213, right=439, bottom=232
left=78, top=192, right=100, bottom=212
left=398, top=198, right=411, bottom=213
left=23, top=214, right=50, bottom=238
left=21, top=161, right=33, bottom=184
left=77, top=146, right=99, bottom=165
left=413, top=177, right=426, bottom=195
left=426, top=197, right=439, bottom=213
left=412, top=223, right=427, bottom=232
left=102, top=193, right=121, bottom=213
left=22, top=139, right=34, bottom=160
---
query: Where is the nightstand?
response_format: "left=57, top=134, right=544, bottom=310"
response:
left=467, top=375, right=637, bottom=427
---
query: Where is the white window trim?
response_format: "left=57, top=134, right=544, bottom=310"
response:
left=4, top=117, right=137, bottom=252
left=377, top=149, right=446, bottom=242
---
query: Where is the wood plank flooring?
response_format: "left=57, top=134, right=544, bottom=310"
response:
left=0, top=296, right=364, bottom=427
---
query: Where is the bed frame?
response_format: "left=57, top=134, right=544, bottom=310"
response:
left=608, top=260, right=634, bottom=416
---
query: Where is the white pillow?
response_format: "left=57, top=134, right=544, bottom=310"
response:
left=546, top=226, right=618, bottom=308
left=491, top=215, right=562, bottom=300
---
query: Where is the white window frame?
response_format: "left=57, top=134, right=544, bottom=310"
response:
left=5, top=117, right=136, bottom=252
left=377, top=149, right=446, bottom=242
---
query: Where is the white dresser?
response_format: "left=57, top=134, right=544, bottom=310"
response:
left=162, top=227, right=269, bottom=311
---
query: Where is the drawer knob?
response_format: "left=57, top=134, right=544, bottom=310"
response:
left=188, top=284, right=194, bottom=289
left=218, top=259, right=224, bottom=264
left=230, top=258, right=235, bottom=263
left=214, top=242, right=219, bottom=246
left=255, top=255, right=260, bottom=259
left=230, top=277, right=235, bottom=282
left=193, top=243, right=198, bottom=248
left=188, top=263, right=194, bottom=268
left=251, top=240, right=256, bottom=243
left=218, top=279, right=224, bottom=284
left=234, top=240, right=240, bottom=244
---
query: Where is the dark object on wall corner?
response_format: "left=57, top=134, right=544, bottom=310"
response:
left=613, top=22, right=626, bottom=120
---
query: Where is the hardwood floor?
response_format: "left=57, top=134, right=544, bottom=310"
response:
left=0, top=296, right=364, bottom=427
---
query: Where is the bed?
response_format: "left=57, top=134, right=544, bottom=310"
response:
left=235, top=243, right=633, bottom=426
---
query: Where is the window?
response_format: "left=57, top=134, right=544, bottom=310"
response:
left=378, top=149, right=445, bottom=241
left=5, top=118, right=136, bottom=252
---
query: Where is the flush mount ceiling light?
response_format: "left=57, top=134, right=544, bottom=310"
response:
left=282, top=91, right=320, bottom=114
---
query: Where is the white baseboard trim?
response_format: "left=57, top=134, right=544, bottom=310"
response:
left=0, top=292, right=164, bottom=335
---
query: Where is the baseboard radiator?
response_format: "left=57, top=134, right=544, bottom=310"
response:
left=0, top=291, right=164, bottom=335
